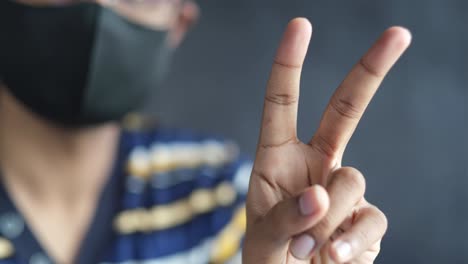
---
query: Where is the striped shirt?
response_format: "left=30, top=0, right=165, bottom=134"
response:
left=0, top=116, right=252, bottom=264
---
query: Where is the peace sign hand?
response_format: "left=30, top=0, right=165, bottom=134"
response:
left=243, top=18, right=411, bottom=263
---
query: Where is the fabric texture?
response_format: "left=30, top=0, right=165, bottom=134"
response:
left=0, top=117, right=252, bottom=264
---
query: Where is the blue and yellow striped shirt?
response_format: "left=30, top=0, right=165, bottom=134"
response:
left=0, top=117, right=252, bottom=264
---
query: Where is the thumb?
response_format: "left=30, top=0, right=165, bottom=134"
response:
left=244, top=185, right=329, bottom=263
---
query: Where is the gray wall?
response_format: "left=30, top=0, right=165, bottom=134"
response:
left=147, top=1, right=468, bottom=263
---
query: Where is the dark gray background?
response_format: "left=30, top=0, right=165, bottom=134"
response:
left=147, top=1, right=468, bottom=263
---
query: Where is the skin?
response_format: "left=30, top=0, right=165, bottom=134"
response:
left=15, top=0, right=200, bottom=48
left=0, top=89, right=121, bottom=263
left=1, top=1, right=198, bottom=263
left=1, top=1, right=410, bottom=263
left=243, top=19, right=411, bottom=263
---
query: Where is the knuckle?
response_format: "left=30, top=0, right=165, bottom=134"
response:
left=335, top=167, right=366, bottom=196
left=309, top=216, right=335, bottom=244
left=360, top=205, right=388, bottom=238
left=264, top=92, right=298, bottom=106
left=310, top=134, right=339, bottom=159
left=358, top=57, right=384, bottom=78
left=373, top=207, right=388, bottom=233
left=329, top=95, right=362, bottom=120
left=355, top=226, right=371, bottom=245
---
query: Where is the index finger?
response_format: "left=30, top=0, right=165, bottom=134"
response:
left=310, top=27, right=412, bottom=158
left=259, top=18, right=312, bottom=148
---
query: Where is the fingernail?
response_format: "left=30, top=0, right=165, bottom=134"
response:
left=290, top=234, right=315, bottom=259
left=299, top=191, right=315, bottom=216
left=334, top=240, right=352, bottom=261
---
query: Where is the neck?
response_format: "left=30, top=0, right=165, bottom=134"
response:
left=0, top=87, right=120, bottom=207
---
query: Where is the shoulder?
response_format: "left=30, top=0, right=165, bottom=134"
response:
left=104, top=115, right=253, bottom=262
left=119, top=114, right=252, bottom=194
left=113, top=114, right=253, bottom=231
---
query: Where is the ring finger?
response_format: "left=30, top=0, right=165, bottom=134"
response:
left=289, top=167, right=366, bottom=260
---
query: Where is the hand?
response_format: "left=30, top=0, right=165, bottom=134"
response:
left=243, top=18, right=411, bottom=263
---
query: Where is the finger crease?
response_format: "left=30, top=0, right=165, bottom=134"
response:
left=299, top=146, right=314, bottom=186
left=264, top=93, right=298, bottom=106
left=273, top=59, right=302, bottom=69
left=309, top=135, right=337, bottom=159
left=277, top=184, right=293, bottom=198
left=260, top=137, right=299, bottom=149
left=252, top=169, right=282, bottom=199
left=329, top=96, right=362, bottom=120
left=359, top=58, right=384, bottom=78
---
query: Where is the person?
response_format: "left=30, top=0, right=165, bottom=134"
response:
left=0, top=0, right=411, bottom=263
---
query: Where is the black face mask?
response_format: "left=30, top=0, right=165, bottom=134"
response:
left=0, top=0, right=173, bottom=126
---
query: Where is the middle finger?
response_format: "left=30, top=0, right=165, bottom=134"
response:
left=310, top=27, right=411, bottom=159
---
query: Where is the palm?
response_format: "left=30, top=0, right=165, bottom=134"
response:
left=245, top=18, right=410, bottom=263
left=250, top=142, right=323, bottom=213
left=250, top=143, right=380, bottom=264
